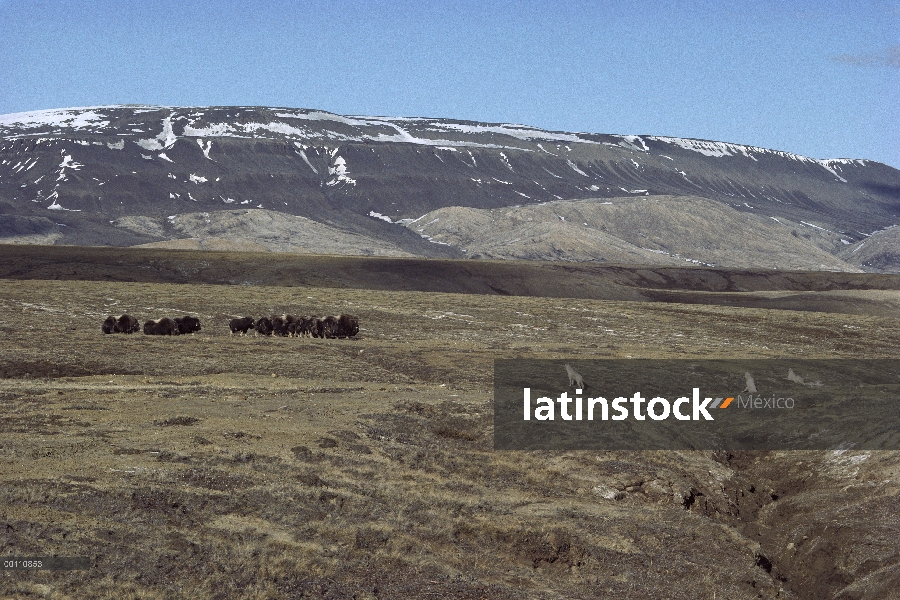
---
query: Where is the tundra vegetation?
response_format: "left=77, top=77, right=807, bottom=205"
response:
left=1, top=249, right=900, bottom=599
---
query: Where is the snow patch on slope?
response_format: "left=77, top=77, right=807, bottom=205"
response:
left=816, top=160, right=849, bottom=182
left=59, top=155, right=83, bottom=170
left=616, top=135, right=650, bottom=152
left=197, top=140, right=213, bottom=160
left=184, top=123, right=236, bottom=137
left=567, top=160, right=589, bottom=177
left=0, top=108, right=111, bottom=130
left=649, top=137, right=760, bottom=160
left=327, top=156, right=356, bottom=186
left=650, top=137, right=871, bottom=175
left=136, top=115, right=177, bottom=151
left=276, top=111, right=369, bottom=127
left=431, top=122, right=586, bottom=143
left=45, top=190, right=80, bottom=211
left=293, top=143, right=319, bottom=173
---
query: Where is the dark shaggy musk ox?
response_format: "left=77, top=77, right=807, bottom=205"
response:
left=286, top=318, right=305, bottom=337
left=102, top=314, right=140, bottom=334
left=317, top=315, right=340, bottom=339
left=174, top=316, right=202, bottom=335
left=336, top=314, right=359, bottom=338
left=286, top=320, right=299, bottom=337
left=295, top=316, right=317, bottom=337
left=229, top=316, right=255, bottom=335
left=254, top=316, right=274, bottom=336
left=309, top=317, right=323, bottom=338
left=272, top=314, right=294, bottom=337
left=143, top=317, right=179, bottom=335
left=119, top=314, right=141, bottom=334
left=102, top=316, right=117, bottom=334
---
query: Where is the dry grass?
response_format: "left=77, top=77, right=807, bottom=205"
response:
left=1, top=272, right=899, bottom=599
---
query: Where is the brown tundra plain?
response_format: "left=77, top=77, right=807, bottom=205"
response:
left=1, top=246, right=900, bottom=599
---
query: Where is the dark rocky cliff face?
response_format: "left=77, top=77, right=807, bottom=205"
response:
left=1, top=106, right=898, bottom=270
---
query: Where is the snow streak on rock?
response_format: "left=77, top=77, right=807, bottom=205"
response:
left=567, top=160, right=589, bottom=177
left=136, top=115, right=177, bottom=151
left=649, top=137, right=760, bottom=160
left=327, top=156, right=356, bottom=186
left=197, top=140, right=213, bottom=160
left=293, top=143, right=318, bottom=174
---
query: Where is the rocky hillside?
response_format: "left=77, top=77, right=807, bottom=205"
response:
left=402, top=195, right=858, bottom=270
left=1, top=105, right=898, bottom=270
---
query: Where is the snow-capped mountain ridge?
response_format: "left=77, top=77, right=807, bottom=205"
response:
left=0, top=106, right=873, bottom=167
left=1, top=105, right=898, bottom=271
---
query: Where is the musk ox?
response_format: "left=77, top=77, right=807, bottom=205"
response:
left=309, top=317, right=323, bottom=338
left=119, top=314, right=141, bottom=334
left=272, top=315, right=294, bottom=337
left=295, top=316, right=317, bottom=337
left=254, top=316, right=274, bottom=336
left=174, top=315, right=202, bottom=335
left=286, top=317, right=306, bottom=337
left=317, top=315, right=340, bottom=339
left=102, top=314, right=140, bottom=334
left=336, top=314, right=359, bottom=338
left=229, top=316, right=255, bottom=335
left=102, top=316, right=117, bottom=334
left=143, top=317, right=179, bottom=336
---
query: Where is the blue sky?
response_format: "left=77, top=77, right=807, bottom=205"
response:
left=1, top=0, right=897, bottom=167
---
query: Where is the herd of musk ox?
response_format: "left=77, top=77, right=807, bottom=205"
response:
left=229, top=314, right=359, bottom=338
left=101, top=313, right=359, bottom=339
